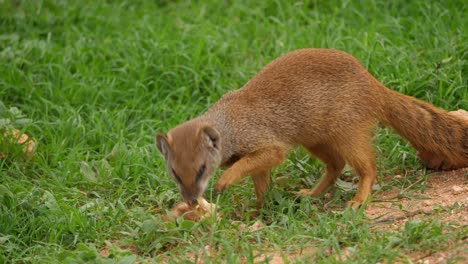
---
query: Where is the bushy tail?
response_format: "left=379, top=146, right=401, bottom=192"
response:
left=377, top=85, right=468, bottom=169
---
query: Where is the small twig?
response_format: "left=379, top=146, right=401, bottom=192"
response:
left=370, top=209, right=433, bottom=225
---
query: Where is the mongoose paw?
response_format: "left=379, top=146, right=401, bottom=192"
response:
left=214, top=170, right=239, bottom=193
left=214, top=182, right=227, bottom=193
left=346, top=200, right=363, bottom=209
left=296, top=189, right=321, bottom=197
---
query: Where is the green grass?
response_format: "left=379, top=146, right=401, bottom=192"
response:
left=1, top=0, right=467, bottom=263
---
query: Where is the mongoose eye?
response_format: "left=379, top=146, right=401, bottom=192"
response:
left=195, top=164, right=206, bottom=182
left=171, top=168, right=183, bottom=185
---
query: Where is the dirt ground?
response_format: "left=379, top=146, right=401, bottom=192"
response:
left=202, top=168, right=467, bottom=264
left=367, top=168, right=467, bottom=229
left=253, top=167, right=468, bottom=264
left=365, top=167, right=467, bottom=264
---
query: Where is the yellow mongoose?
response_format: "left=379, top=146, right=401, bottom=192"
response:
left=156, top=49, right=468, bottom=208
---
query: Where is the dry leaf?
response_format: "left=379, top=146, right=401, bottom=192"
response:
left=1, top=128, right=36, bottom=159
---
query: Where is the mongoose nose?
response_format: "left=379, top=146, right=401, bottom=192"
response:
left=186, top=197, right=198, bottom=207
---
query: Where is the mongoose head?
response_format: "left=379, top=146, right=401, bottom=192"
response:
left=156, top=122, right=221, bottom=205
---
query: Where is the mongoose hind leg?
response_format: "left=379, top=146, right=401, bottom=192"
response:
left=343, top=143, right=377, bottom=208
left=297, top=144, right=346, bottom=197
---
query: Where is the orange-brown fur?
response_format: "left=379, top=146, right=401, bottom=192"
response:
left=156, top=48, right=468, bottom=208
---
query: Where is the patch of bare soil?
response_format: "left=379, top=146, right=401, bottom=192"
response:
left=367, top=168, right=467, bottom=227
left=366, top=167, right=468, bottom=263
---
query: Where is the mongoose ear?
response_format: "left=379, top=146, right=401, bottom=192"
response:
left=156, top=133, right=171, bottom=160
left=200, top=126, right=220, bottom=150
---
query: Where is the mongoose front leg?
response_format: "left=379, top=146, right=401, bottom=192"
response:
left=298, top=144, right=346, bottom=197
left=251, top=170, right=270, bottom=205
left=214, top=146, right=286, bottom=193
